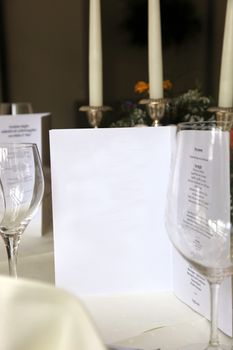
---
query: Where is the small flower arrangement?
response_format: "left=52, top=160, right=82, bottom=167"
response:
left=109, top=81, right=214, bottom=127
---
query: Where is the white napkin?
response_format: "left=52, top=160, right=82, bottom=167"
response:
left=0, top=276, right=106, bottom=350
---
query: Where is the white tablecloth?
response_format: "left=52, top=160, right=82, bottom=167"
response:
left=0, top=231, right=231, bottom=350
left=0, top=231, right=54, bottom=283
left=84, top=293, right=232, bottom=349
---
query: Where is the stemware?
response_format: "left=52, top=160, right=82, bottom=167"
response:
left=0, top=143, right=44, bottom=277
left=166, top=121, right=233, bottom=350
left=0, top=102, right=33, bottom=115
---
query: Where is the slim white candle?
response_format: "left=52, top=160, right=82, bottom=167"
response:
left=218, top=0, right=233, bottom=107
left=89, top=0, right=103, bottom=107
left=148, top=0, right=163, bottom=99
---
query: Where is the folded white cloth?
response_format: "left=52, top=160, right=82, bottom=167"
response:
left=0, top=276, right=106, bottom=350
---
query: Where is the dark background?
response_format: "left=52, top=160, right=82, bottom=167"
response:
left=0, top=0, right=227, bottom=128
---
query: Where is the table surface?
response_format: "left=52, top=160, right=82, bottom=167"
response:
left=0, top=230, right=231, bottom=350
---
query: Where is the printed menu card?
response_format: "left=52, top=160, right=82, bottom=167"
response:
left=50, top=126, right=232, bottom=336
left=0, top=113, right=51, bottom=236
left=172, top=129, right=232, bottom=336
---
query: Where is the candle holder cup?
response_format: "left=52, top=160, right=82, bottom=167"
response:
left=139, top=98, right=168, bottom=126
left=79, top=105, right=112, bottom=128
left=208, top=106, right=233, bottom=129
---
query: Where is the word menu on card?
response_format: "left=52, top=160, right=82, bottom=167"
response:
left=49, top=126, right=232, bottom=336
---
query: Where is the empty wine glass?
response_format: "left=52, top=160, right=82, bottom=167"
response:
left=166, top=120, right=233, bottom=350
left=0, top=143, right=44, bottom=277
left=0, top=102, right=33, bottom=115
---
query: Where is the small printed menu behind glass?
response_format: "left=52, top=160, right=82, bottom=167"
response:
left=0, top=113, right=51, bottom=236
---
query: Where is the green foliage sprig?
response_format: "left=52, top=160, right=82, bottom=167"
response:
left=109, top=85, right=214, bottom=128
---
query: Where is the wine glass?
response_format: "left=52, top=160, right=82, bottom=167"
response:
left=166, top=120, right=233, bottom=350
left=0, top=143, right=44, bottom=277
left=0, top=102, right=33, bottom=115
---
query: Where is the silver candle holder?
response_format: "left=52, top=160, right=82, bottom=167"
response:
left=79, top=105, right=112, bottom=128
left=139, top=98, right=168, bottom=126
left=208, top=106, right=233, bottom=129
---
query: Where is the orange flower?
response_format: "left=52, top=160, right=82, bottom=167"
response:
left=135, top=80, right=173, bottom=94
left=134, top=81, right=149, bottom=94
left=163, top=79, right=173, bottom=91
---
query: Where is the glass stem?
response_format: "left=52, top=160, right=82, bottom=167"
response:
left=2, top=234, right=21, bottom=278
left=209, top=281, right=221, bottom=348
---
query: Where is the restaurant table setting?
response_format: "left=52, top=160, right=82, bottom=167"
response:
left=0, top=0, right=233, bottom=350
left=0, top=122, right=230, bottom=350
left=0, top=122, right=232, bottom=350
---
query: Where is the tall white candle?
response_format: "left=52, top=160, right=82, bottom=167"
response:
left=148, top=0, right=163, bottom=99
left=218, top=0, right=233, bottom=107
left=89, top=0, right=103, bottom=106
